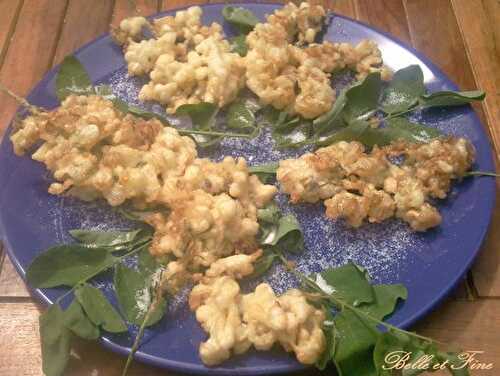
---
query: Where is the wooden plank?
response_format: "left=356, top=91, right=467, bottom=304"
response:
left=321, top=0, right=356, bottom=18
left=111, top=0, right=160, bottom=28
left=353, top=0, right=411, bottom=45
left=472, top=180, right=500, bottom=297
left=2, top=299, right=498, bottom=375
left=0, top=254, right=31, bottom=298
left=0, top=0, right=23, bottom=66
left=0, top=0, right=68, bottom=136
left=403, top=0, right=487, bottom=128
left=275, top=0, right=357, bottom=17
left=404, top=0, right=478, bottom=91
left=52, top=0, right=114, bottom=66
left=414, top=299, right=500, bottom=375
left=404, top=0, right=493, bottom=301
left=448, top=0, right=500, bottom=297
left=160, top=0, right=208, bottom=11
left=451, top=0, right=500, bottom=157
left=166, top=0, right=355, bottom=18
left=0, top=302, right=176, bottom=376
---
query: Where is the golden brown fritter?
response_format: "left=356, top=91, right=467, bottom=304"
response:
left=277, top=138, right=475, bottom=231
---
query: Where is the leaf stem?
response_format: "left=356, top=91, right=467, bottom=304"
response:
left=273, top=251, right=441, bottom=346
left=121, top=270, right=165, bottom=376
left=0, top=82, right=43, bottom=114
left=177, top=128, right=252, bottom=138
left=465, top=171, right=500, bottom=178
left=381, top=105, right=422, bottom=121
left=54, top=241, right=151, bottom=305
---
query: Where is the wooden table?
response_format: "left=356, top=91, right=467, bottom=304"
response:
left=0, top=1, right=498, bottom=375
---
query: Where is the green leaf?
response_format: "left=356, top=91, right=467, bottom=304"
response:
left=354, top=127, right=395, bottom=147
left=257, top=202, right=281, bottom=224
left=358, top=284, right=408, bottom=321
left=75, top=284, right=128, bottom=333
left=246, top=250, right=277, bottom=279
left=264, top=108, right=312, bottom=148
left=273, top=116, right=303, bottom=134
left=93, top=84, right=114, bottom=98
left=226, top=100, right=256, bottom=132
left=402, top=350, right=429, bottom=376
left=333, top=309, right=379, bottom=376
left=39, top=304, right=71, bottom=376
left=420, top=90, right=485, bottom=108
left=138, top=246, right=162, bottom=276
left=229, top=35, right=248, bottom=56
left=114, top=263, right=167, bottom=326
left=257, top=203, right=303, bottom=253
left=56, top=55, right=93, bottom=102
left=259, top=214, right=303, bottom=253
left=112, top=97, right=170, bottom=125
left=343, top=72, right=382, bottom=120
left=63, top=300, right=100, bottom=340
left=273, top=215, right=304, bottom=252
left=319, top=116, right=442, bottom=149
left=273, top=119, right=314, bottom=149
left=69, top=228, right=143, bottom=249
left=317, top=119, right=370, bottom=146
left=381, top=65, right=425, bottom=114
left=249, top=162, right=278, bottom=174
left=222, top=6, right=260, bottom=34
left=248, top=162, right=278, bottom=183
left=437, top=352, right=470, bottom=376
left=386, top=117, right=442, bottom=143
left=175, top=102, right=218, bottom=129
left=175, top=102, right=220, bottom=146
left=313, top=90, right=347, bottom=135
left=315, top=311, right=336, bottom=370
left=26, top=245, right=116, bottom=288
left=263, top=106, right=289, bottom=127
left=318, top=262, right=374, bottom=306
left=373, top=332, right=405, bottom=376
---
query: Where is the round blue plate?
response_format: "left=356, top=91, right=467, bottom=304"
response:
left=0, top=2, right=496, bottom=375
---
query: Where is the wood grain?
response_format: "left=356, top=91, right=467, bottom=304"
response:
left=0, top=0, right=23, bottom=65
left=0, top=254, right=30, bottom=298
left=111, top=0, right=160, bottom=27
left=354, top=0, right=411, bottom=44
left=2, top=299, right=498, bottom=376
left=404, top=0, right=477, bottom=91
left=448, top=0, right=500, bottom=297
left=0, top=0, right=68, bottom=135
left=160, top=0, right=208, bottom=11
left=403, top=0, right=487, bottom=127
left=322, top=0, right=356, bottom=18
left=52, top=0, right=114, bottom=66
left=451, top=0, right=500, bottom=157
left=472, top=180, right=500, bottom=297
left=0, top=302, right=178, bottom=376
left=0, top=1, right=499, bottom=375
left=415, top=299, right=500, bottom=375
left=289, top=0, right=356, bottom=17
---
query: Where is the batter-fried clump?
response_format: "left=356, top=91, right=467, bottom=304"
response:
left=277, top=138, right=475, bottom=231
left=146, top=156, right=276, bottom=279
left=113, top=6, right=246, bottom=113
left=245, top=2, right=392, bottom=119
left=10, top=94, right=277, bottom=289
left=112, top=3, right=391, bottom=119
left=189, top=275, right=326, bottom=366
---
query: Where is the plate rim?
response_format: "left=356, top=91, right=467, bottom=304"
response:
left=0, top=2, right=496, bottom=375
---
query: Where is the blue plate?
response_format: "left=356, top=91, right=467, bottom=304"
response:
left=0, top=2, right=495, bottom=375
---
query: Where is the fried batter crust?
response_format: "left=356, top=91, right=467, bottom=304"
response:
left=277, top=138, right=474, bottom=231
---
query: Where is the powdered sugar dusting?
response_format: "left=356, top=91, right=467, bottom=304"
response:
left=48, top=61, right=427, bottom=306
